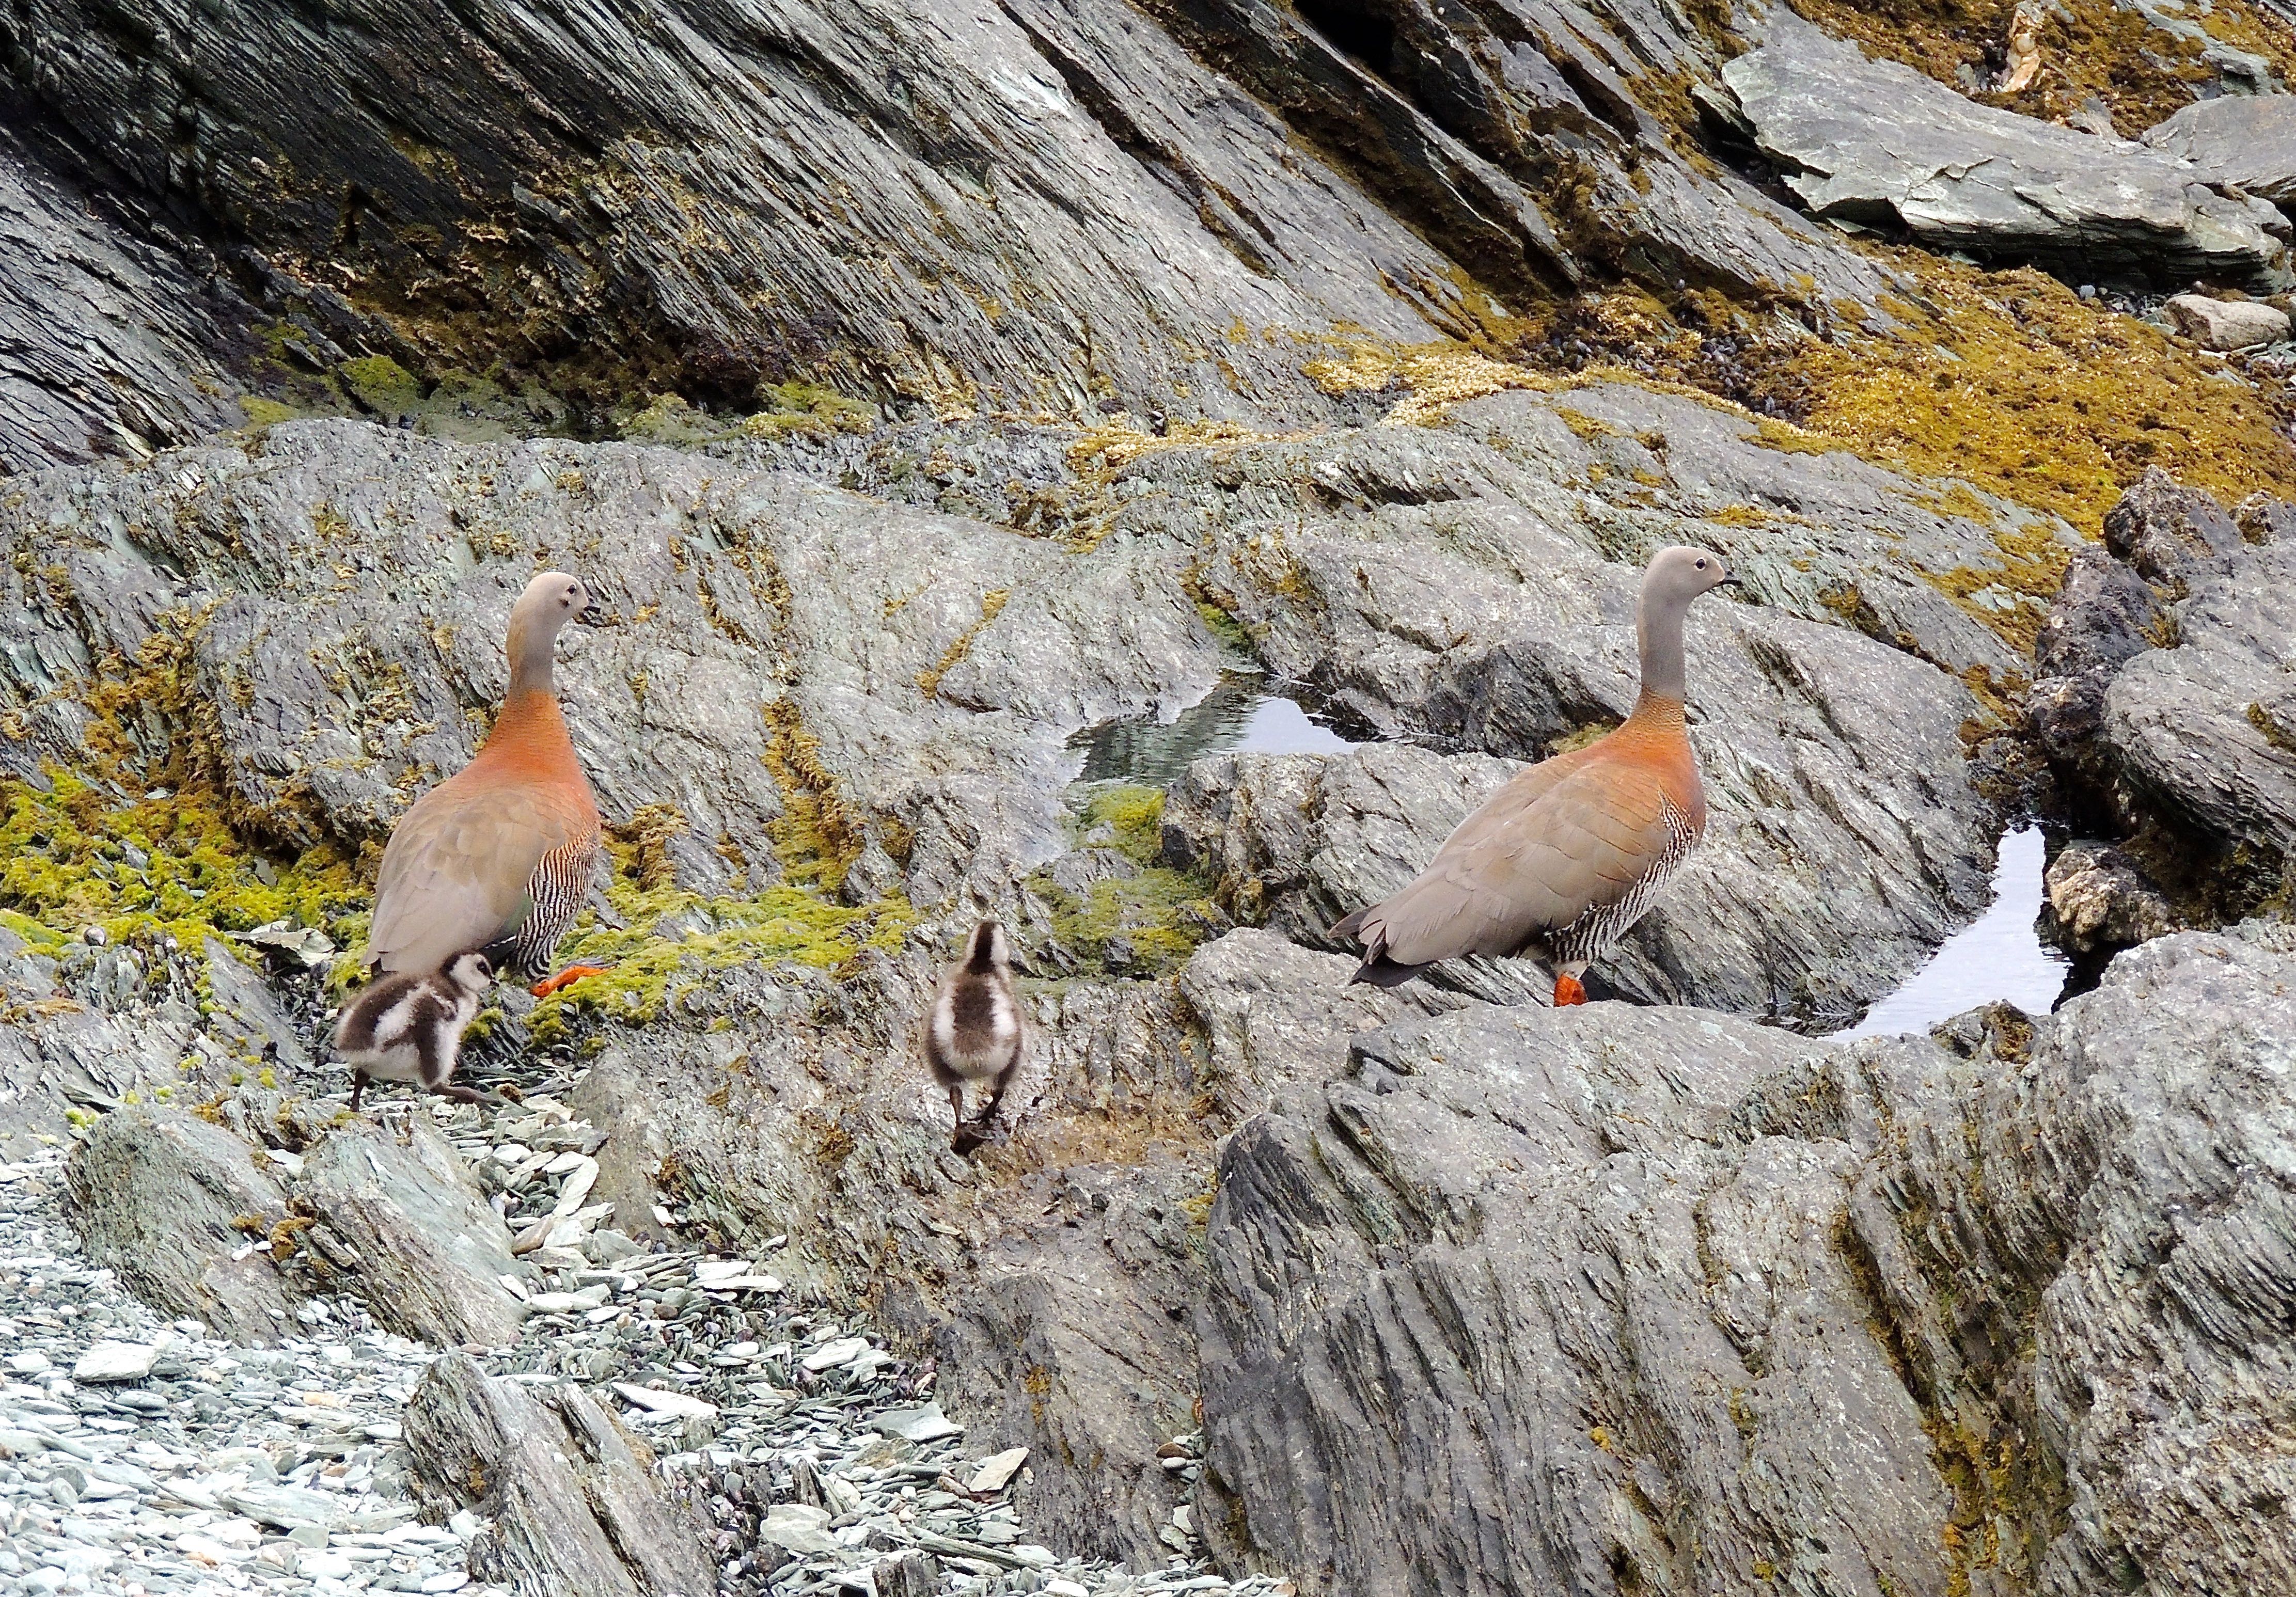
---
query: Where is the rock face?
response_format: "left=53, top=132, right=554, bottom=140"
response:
left=65, top=1107, right=295, bottom=1343
left=2043, top=840, right=2177, bottom=954
left=0, top=0, right=1881, bottom=467
left=1712, top=15, right=2290, bottom=281
left=404, top=1351, right=715, bottom=1597
left=2144, top=93, right=2296, bottom=208
left=0, top=127, right=247, bottom=476
left=2031, top=471, right=2294, bottom=913
left=1198, top=919, right=2296, bottom=1596
left=294, top=1116, right=529, bottom=1347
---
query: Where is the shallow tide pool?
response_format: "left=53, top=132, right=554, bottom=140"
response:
left=1833, top=826, right=2071, bottom=1040
left=1071, top=677, right=1358, bottom=786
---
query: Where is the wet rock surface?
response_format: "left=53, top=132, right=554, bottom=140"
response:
left=1713, top=13, right=2290, bottom=281
left=1196, top=919, right=2296, bottom=1596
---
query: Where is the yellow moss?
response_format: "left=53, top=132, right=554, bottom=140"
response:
left=760, top=700, right=863, bottom=890
left=1066, top=417, right=1280, bottom=474
left=916, top=589, right=1011, bottom=701
left=607, top=803, right=687, bottom=894
left=0, top=768, right=366, bottom=958
left=1308, top=341, right=1556, bottom=426
left=1031, top=786, right=1222, bottom=976
left=529, top=885, right=915, bottom=1041
left=1759, top=262, right=2296, bottom=536
left=239, top=397, right=303, bottom=429
left=338, top=356, right=419, bottom=409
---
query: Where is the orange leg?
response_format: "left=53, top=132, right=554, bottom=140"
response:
left=531, top=964, right=611, bottom=998
left=1553, top=972, right=1589, bottom=1007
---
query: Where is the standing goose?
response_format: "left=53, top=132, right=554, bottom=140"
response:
left=923, top=921, right=1025, bottom=1155
left=1332, top=546, right=1737, bottom=1004
left=363, top=571, right=609, bottom=997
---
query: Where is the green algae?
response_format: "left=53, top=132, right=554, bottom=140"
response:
left=1029, top=786, right=1224, bottom=977
left=0, top=769, right=367, bottom=958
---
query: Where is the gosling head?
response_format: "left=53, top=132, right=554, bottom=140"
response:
left=962, top=920, right=1012, bottom=976
left=441, top=950, right=496, bottom=999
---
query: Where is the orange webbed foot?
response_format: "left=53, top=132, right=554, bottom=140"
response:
left=531, top=964, right=611, bottom=998
left=1553, top=973, right=1589, bottom=1007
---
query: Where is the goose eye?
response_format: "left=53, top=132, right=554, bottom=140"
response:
left=1695, top=559, right=1708, bottom=569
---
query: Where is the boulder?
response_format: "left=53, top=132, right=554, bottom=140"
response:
left=1714, top=14, right=2288, bottom=281
left=404, top=1352, right=715, bottom=1597
left=2143, top=93, right=2296, bottom=208
left=2103, top=536, right=2296, bottom=879
left=2031, top=545, right=2166, bottom=679
left=2103, top=465, right=2244, bottom=595
left=2042, top=840, right=2177, bottom=954
left=1198, top=919, right=2296, bottom=1595
left=293, top=1115, right=528, bottom=1347
left=2165, top=292, right=2293, bottom=351
left=65, top=1108, right=296, bottom=1343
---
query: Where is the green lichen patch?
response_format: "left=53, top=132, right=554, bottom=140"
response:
left=0, top=768, right=366, bottom=958
left=1029, top=786, right=1227, bottom=978
left=528, top=887, right=915, bottom=1041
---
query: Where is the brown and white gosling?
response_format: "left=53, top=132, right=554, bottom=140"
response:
left=923, top=921, right=1024, bottom=1155
left=334, top=951, right=496, bottom=1112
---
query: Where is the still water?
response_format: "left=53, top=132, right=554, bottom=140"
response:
left=1070, top=677, right=1359, bottom=785
left=1834, top=826, right=2071, bottom=1039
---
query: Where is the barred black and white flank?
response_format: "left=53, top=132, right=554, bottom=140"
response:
left=334, top=951, right=496, bottom=1111
left=923, top=921, right=1024, bottom=1155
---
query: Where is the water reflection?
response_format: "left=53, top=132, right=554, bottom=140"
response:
left=1834, top=826, right=2070, bottom=1040
left=1072, top=676, right=1359, bottom=785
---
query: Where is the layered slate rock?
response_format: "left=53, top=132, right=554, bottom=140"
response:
left=404, top=1352, right=715, bottom=1597
left=65, top=1107, right=295, bottom=1343
left=2144, top=93, right=2296, bottom=209
left=1197, top=1001, right=1947, bottom=1595
left=294, top=1115, right=528, bottom=1347
left=2104, top=535, right=2296, bottom=874
left=0, top=0, right=1881, bottom=465
left=1712, top=14, right=2289, bottom=280
left=1199, top=920, right=2296, bottom=1595
left=0, top=127, right=246, bottom=476
left=2029, top=471, right=2295, bottom=909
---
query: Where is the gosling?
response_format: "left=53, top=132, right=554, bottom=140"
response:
left=334, top=951, right=496, bottom=1112
left=924, top=921, right=1024, bottom=1155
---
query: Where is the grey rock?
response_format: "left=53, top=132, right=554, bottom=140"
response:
left=1717, top=14, right=2289, bottom=281
left=2105, top=465, right=2245, bottom=595
left=1199, top=918, right=2296, bottom=1595
left=293, top=1115, right=527, bottom=1347
left=404, top=1352, right=714, bottom=1597
left=65, top=1108, right=295, bottom=1344
left=2103, top=536, right=2296, bottom=876
left=2043, top=840, right=2177, bottom=954
left=0, top=127, right=245, bottom=476
left=2164, top=292, right=2293, bottom=351
left=1197, top=1000, right=1944, bottom=1595
left=874, top=1550, right=943, bottom=1597
left=0, top=0, right=1881, bottom=457
left=2032, top=546, right=2166, bottom=679
left=2143, top=93, right=2296, bottom=208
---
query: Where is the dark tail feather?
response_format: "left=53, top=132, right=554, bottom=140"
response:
left=1328, top=908, right=1366, bottom=942
left=1349, top=953, right=1433, bottom=988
